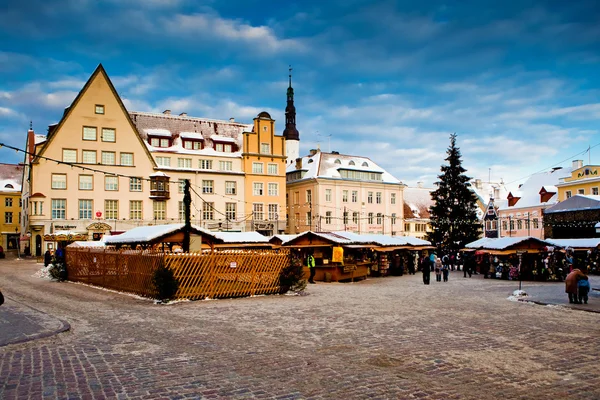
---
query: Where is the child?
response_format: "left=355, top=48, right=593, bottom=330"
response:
left=577, top=276, right=591, bottom=304
left=435, top=257, right=442, bottom=282
left=442, top=263, right=449, bottom=282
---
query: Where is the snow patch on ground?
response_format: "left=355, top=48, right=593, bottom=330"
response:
left=507, top=290, right=528, bottom=302
left=33, top=265, right=53, bottom=280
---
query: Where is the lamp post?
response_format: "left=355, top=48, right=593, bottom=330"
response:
left=15, top=227, right=21, bottom=260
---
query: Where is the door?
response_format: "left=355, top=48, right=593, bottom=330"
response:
left=35, top=235, right=42, bottom=257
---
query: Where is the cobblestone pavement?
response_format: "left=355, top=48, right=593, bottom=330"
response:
left=1, top=259, right=599, bottom=400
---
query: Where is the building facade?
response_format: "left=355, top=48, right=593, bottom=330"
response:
left=22, top=64, right=288, bottom=253
left=286, top=149, right=405, bottom=235
left=556, top=160, right=600, bottom=201
left=402, top=184, right=433, bottom=239
left=0, top=163, right=23, bottom=254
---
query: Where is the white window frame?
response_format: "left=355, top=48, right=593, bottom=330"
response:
left=62, top=149, right=77, bottom=163
left=268, top=204, right=278, bottom=220
left=252, top=162, right=264, bottom=174
left=178, top=158, right=192, bottom=168
left=105, top=200, right=118, bottom=219
left=129, top=177, right=142, bottom=192
left=82, top=150, right=97, bottom=164
left=105, top=176, right=119, bottom=191
left=260, top=143, right=270, bottom=154
left=79, top=175, right=93, bottom=190
left=325, top=189, right=332, bottom=202
left=51, top=174, right=67, bottom=190
left=219, top=161, right=233, bottom=171
left=268, top=183, right=278, bottom=196
left=253, top=182, right=264, bottom=196
left=83, top=126, right=97, bottom=141
left=199, top=159, right=213, bottom=170
left=79, top=199, right=93, bottom=219
left=253, top=203, right=264, bottom=220
left=267, top=163, right=278, bottom=175
left=101, top=151, right=116, bottom=165
left=120, top=153, right=134, bottom=166
left=101, top=128, right=116, bottom=142
left=202, top=180, right=214, bottom=194
left=130, top=200, right=142, bottom=220
left=225, top=181, right=237, bottom=195
left=153, top=201, right=167, bottom=220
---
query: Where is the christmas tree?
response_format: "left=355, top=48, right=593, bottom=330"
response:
left=427, top=133, right=481, bottom=253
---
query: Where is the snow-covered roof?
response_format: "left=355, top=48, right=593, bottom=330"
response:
left=465, top=236, right=551, bottom=250
left=104, top=224, right=205, bottom=244
left=0, top=163, right=23, bottom=192
left=34, top=134, right=47, bottom=144
left=211, top=135, right=236, bottom=143
left=67, top=241, right=106, bottom=248
left=210, top=231, right=268, bottom=243
left=180, top=132, right=204, bottom=140
left=282, top=231, right=358, bottom=245
left=332, top=231, right=431, bottom=246
left=286, top=150, right=402, bottom=184
left=546, top=238, right=600, bottom=249
left=145, top=128, right=172, bottom=137
left=403, top=186, right=434, bottom=219
left=269, top=234, right=298, bottom=242
left=470, top=180, right=509, bottom=210
left=499, top=168, right=571, bottom=211
left=544, top=194, right=600, bottom=214
left=149, top=171, right=170, bottom=177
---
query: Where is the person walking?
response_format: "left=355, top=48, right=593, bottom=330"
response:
left=435, top=257, right=443, bottom=282
left=421, top=255, right=430, bottom=285
left=307, top=254, right=316, bottom=284
left=44, top=249, right=52, bottom=267
left=565, top=267, right=585, bottom=304
left=577, top=274, right=591, bottom=305
left=442, top=262, right=449, bottom=282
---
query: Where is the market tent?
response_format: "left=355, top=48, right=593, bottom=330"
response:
left=44, top=230, right=88, bottom=241
left=268, top=234, right=299, bottom=247
left=67, top=241, right=106, bottom=248
left=465, top=236, right=553, bottom=253
left=281, top=231, right=360, bottom=247
left=546, top=238, right=600, bottom=250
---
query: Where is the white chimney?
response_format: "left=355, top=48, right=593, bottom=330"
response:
left=572, top=159, right=583, bottom=169
left=417, top=181, right=423, bottom=188
left=229, top=118, right=235, bottom=122
left=179, top=112, right=187, bottom=117
left=163, top=109, right=171, bottom=115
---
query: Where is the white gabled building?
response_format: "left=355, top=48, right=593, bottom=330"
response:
left=285, top=148, right=405, bottom=235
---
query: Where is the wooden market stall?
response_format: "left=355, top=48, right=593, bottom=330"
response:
left=281, top=231, right=375, bottom=282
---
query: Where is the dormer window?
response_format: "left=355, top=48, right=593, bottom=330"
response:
left=349, top=161, right=355, bottom=166
left=334, top=159, right=341, bottom=164
left=180, top=132, right=204, bottom=150
left=362, top=162, right=369, bottom=167
left=4, top=184, right=13, bottom=189
left=145, top=129, right=172, bottom=148
left=183, top=140, right=202, bottom=150
left=149, top=137, right=170, bottom=148
left=212, top=136, right=236, bottom=153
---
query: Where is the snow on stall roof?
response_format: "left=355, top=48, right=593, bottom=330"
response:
left=465, top=236, right=551, bottom=250
left=104, top=224, right=187, bottom=244
left=180, top=132, right=204, bottom=140
left=211, top=231, right=268, bottom=243
left=282, top=231, right=357, bottom=245
left=67, top=241, right=106, bottom=248
left=270, top=234, right=298, bottom=242
left=546, top=238, right=600, bottom=249
left=333, top=232, right=431, bottom=246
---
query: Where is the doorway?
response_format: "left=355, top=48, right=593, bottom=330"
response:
left=35, top=234, right=42, bottom=257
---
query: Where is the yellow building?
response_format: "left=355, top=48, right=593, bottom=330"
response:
left=557, top=160, right=600, bottom=200
left=242, top=112, right=287, bottom=235
left=0, top=163, right=24, bottom=254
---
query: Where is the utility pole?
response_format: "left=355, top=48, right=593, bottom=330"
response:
left=527, top=214, right=530, bottom=237
left=183, top=179, right=191, bottom=252
left=344, top=206, right=347, bottom=231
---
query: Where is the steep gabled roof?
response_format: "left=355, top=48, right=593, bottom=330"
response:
left=544, top=194, right=600, bottom=214
left=34, top=64, right=157, bottom=168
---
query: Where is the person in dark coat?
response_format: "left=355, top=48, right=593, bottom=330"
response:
left=421, top=255, right=430, bottom=285
left=44, top=250, right=52, bottom=267
left=565, top=268, right=585, bottom=304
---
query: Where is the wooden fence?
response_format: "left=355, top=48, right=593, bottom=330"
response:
left=65, top=247, right=291, bottom=300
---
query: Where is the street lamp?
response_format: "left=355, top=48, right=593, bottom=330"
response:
left=15, top=227, right=21, bottom=260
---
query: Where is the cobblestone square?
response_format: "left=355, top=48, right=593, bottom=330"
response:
left=1, top=259, right=599, bottom=399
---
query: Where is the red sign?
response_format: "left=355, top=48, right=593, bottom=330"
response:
left=96, top=211, right=102, bottom=218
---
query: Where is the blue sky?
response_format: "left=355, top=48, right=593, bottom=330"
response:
left=1, top=0, right=599, bottom=189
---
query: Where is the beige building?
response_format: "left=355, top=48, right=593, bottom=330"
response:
left=22, top=64, right=287, bottom=253
left=402, top=183, right=434, bottom=239
left=286, top=149, right=405, bottom=235
left=0, top=163, right=23, bottom=254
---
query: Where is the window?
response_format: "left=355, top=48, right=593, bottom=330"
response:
left=219, top=161, right=233, bottom=171
left=199, top=202, right=212, bottom=220
left=156, top=157, right=171, bottom=167
left=150, top=138, right=160, bottom=147
left=517, top=220, right=523, bottom=230
left=325, top=211, right=332, bottom=224
left=253, top=182, right=264, bottom=196
left=95, top=105, right=105, bottom=114
left=293, top=191, right=299, bottom=205
left=202, top=180, right=214, bottom=194
left=525, top=219, right=530, bottom=230
left=62, top=149, right=77, bottom=163
left=83, top=126, right=97, bottom=141
left=260, top=143, right=270, bottom=154
left=334, top=159, right=341, bottom=164
left=352, top=191, right=358, bottom=203
left=153, top=201, right=166, bottom=220
left=362, top=162, right=369, bottom=167
left=325, top=189, right=332, bottom=202
left=82, top=150, right=97, bottom=164
left=343, top=211, right=348, bottom=224
left=52, top=199, right=66, bottom=219
left=377, top=213, right=382, bottom=224
left=405, top=223, right=411, bottom=232
left=306, top=212, right=312, bottom=226
left=268, top=183, right=278, bottom=196
left=352, top=212, right=358, bottom=224
left=5, top=198, right=12, bottom=207
left=267, top=163, right=278, bottom=175
left=578, top=189, right=585, bottom=195
left=391, top=213, right=396, bottom=225
left=593, top=187, right=599, bottom=195
left=101, top=128, right=115, bottom=142
left=178, top=158, right=192, bottom=168
left=225, top=181, right=237, bottom=195
left=5, top=212, right=12, bottom=224
left=268, top=204, right=278, bottom=220
left=105, top=176, right=118, bottom=191
left=510, top=220, right=515, bottom=230
left=342, top=190, right=348, bottom=203
left=226, top=203, right=236, bottom=220
left=129, top=177, right=142, bottom=192
left=565, top=191, right=572, bottom=199
left=349, top=161, right=355, bottom=166
left=306, top=190, right=312, bottom=203
left=368, top=192, right=373, bottom=204
left=184, top=140, right=202, bottom=150
left=252, top=162, right=264, bottom=174
left=339, top=170, right=383, bottom=181
left=391, top=193, right=396, bottom=205
left=160, top=138, right=169, bottom=147
left=533, top=218, right=539, bottom=229
left=199, top=159, right=212, bottom=170
left=253, top=203, right=264, bottom=220
left=51, top=174, right=67, bottom=189
left=105, top=200, right=118, bottom=219
left=224, top=144, right=232, bottom=153
left=502, top=220, right=508, bottom=231
left=178, top=179, right=185, bottom=193
left=178, top=201, right=185, bottom=221
left=79, top=175, right=93, bottom=190
left=120, top=153, right=133, bottom=166
left=101, top=151, right=116, bottom=165
left=215, top=143, right=224, bottom=152
left=376, top=192, right=382, bottom=204
left=368, top=213, right=374, bottom=224
left=130, top=201, right=142, bottom=220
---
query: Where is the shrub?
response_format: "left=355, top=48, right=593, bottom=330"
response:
left=152, top=260, right=179, bottom=301
left=279, top=254, right=307, bottom=294
left=48, top=256, right=67, bottom=282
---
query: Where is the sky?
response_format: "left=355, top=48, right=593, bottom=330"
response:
left=1, top=0, right=599, bottom=190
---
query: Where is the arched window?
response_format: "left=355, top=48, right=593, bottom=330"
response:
left=4, top=184, right=14, bottom=189
left=349, top=161, right=355, bottom=166
left=308, top=159, right=314, bottom=164
left=362, top=162, right=369, bottom=167
left=334, top=159, right=341, bottom=164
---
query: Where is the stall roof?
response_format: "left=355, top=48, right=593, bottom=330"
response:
left=103, top=224, right=218, bottom=245
left=546, top=238, right=600, bottom=250
left=210, top=231, right=269, bottom=244
left=281, top=231, right=360, bottom=246
left=269, top=234, right=298, bottom=243
left=465, top=236, right=552, bottom=250
left=332, top=231, right=431, bottom=247
left=67, top=241, right=106, bottom=248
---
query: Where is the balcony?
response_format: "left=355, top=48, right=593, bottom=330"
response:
left=150, top=172, right=170, bottom=200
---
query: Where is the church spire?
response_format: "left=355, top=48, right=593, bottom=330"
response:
left=282, top=65, right=299, bottom=141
